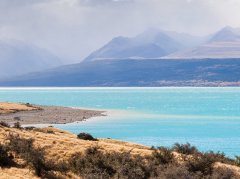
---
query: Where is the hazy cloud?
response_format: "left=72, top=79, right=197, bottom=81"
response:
left=0, top=0, right=240, bottom=63
left=79, top=0, right=134, bottom=6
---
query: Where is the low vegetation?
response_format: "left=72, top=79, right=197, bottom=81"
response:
left=0, top=125, right=240, bottom=179
left=13, top=121, right=22, bottom=129
left=0, top=144, right=14, bottom=167
left=0, top=121, right=10, bottom=128
left=0, top=102, right=41, bottom=114
left=172, top=142, right=198, bottom=155
left=6, top=134, right=68, bottom=178
left=77, top=132, right=98, bottom=141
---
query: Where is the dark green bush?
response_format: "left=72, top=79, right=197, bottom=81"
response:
left=0, top=121, right=10, bottom=128
left=24, top=126, right=36, bottom=130
left=0, top=144, right=14, bottom=167
left=151, top=147, right=174, bottom=165
left=186, top=151, right=231, bottom=176
left=69, top=146, right=152, bottom=179
left=25, top=103, right=33, bottom=107
left=69, top=147, right=115, bottom=179
left=154, top=164, right=201, bottom=179
left=106, top=151, right=150, bottom=179
left=13, top=122, right=21, bottom=129
left=172, top=143, right=198, bottom=155
left=77, top=132, right=97, bottom=141
left=211, top=167, right=236, bottom=179
left=6, top=134, right=58, bottom=177
left=46, top=130, right=55, bottom=134
left=235, top=156, right=240, bottom=166
left=7, top=134, right=34, bottom=154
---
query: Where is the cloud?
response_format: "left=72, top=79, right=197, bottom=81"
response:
left=0, top=0, right=240, bottom=63
left=79, top=0, right=134, bottom=6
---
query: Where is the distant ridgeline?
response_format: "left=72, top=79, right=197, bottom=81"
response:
left=0, top=58, right=240, bottom=87
left=1, top=26, right=240, bottom=87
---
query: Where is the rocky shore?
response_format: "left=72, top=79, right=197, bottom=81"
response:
left=0, top=102, right=105, bottom=125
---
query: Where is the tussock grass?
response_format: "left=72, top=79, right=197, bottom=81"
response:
left=0, top=126, right=240, bottom=179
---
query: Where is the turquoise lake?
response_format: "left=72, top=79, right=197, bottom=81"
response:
left=0, top=87, right=240, bottom=157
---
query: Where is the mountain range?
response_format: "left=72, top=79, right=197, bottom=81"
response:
left=167, top=26, right=240, bottom=59
left=1, top=26, right=240, bottom=86
left=0, top=39, right=62, bottom=79
left=84, top=28, right=204, bottom=61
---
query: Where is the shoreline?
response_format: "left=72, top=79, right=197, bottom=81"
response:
left=0, top=102, right=106, bottom=125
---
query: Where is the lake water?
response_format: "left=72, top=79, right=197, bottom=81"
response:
left=0, top=87, right=240, bottom=157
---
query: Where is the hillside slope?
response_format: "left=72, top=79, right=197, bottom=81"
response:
left=1, top=59, right=240, bottom=87
left=0, top=127, right=151, bottom=179
left=0, top=126, right=240, bottom=178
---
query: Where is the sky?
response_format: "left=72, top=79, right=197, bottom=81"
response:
left=1, top=0, right=240, bottom=63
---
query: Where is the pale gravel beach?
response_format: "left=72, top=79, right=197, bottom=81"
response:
left=0, top=104, right=105, bottom=125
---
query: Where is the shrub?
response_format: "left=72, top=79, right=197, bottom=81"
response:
left=235, top=156, right=240, bottom=166
left=172, top=143, right=198, bottom=155
left=69, top=147, right=150, bottom=179
left=211, top=167, right=236, bottom=179
left=7, top=134, right=34, bottom=154
left=0, top=121, right=10, bottom=128
left=69, top=145, right=240, bottom=179
left=151, top=147, right=174, bottom=165
left=154, top=164, right=201, bottom=179
left=24, top=126, right=36, bottom=130
left=0, top=144, right=14, bottom=167
left=107, top=152, right=150, bottom=179
left=46, top=130, right=55, bottom=134
left=204, top=151, right=234, bottom=164
left=186, top=151, right=228, bottom=176
left=25, top=103, right=33, bottom=107
left=7, top=134, right=51, bottom=177
left=13, top=122, right=21, bottom=129
left=69, top=150, right=115, bottom=179
left=77, top=132, right=97, bottom=141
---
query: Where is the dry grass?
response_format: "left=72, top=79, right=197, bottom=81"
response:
left=0, top=126, right=240, bottom=178
left=214, top=162, right=240, bottom=174
left=0, top=127, right=151, bottom=178
left=0, top=127, right=152, bottom=162
left=0, top=168, right=39, bottom=179
left=0, top=102, right=40, bottom=114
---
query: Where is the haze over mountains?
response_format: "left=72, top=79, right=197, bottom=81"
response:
left=0, top=39, right=62, bottom=78
left=1, top=26, right=240, bottom=86
left=167, top=26, right=240, bottom=59
left=84, top=28, right=205, bottom=61
left=85, top=26, right=240, bottom=61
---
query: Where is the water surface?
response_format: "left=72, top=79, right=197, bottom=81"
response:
left=0, top=87, right=240, bottom=157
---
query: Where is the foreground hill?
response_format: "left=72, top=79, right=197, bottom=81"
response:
left=1, top=59, right=240, bottom=87
left=0, top=40, right=62, bottom=78
left=0, top=125, right=240, bottom=178
left=0, top=127, right=151, bottom=179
